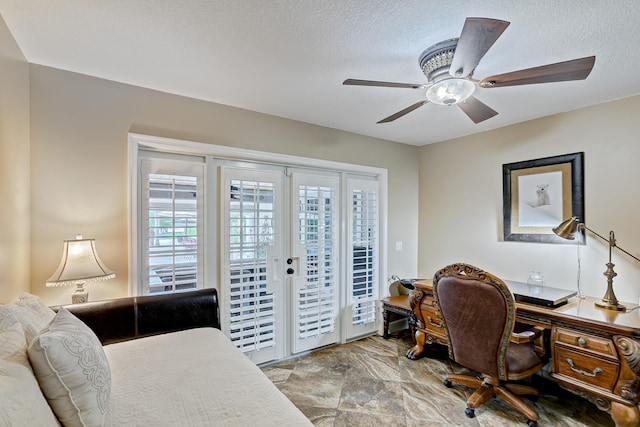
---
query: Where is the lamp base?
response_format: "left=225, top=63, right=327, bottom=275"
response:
left=71, top=281, right=88, bottom=304
left=594, top=300, right=626, bottom=311
left=595, top=262, right=625, bottom=311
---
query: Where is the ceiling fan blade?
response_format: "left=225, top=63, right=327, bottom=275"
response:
left=377, top=100, right=429, bottom=123
left=343, top=79, right=425, bottom=89
left=479, top=56, right=595, bottom=88
left=457, top=96, right=498, bottom=123
left=449, top=17, right=510, bottom=78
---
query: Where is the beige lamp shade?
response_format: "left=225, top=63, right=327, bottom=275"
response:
left=46, top=235, right=115, bottom=303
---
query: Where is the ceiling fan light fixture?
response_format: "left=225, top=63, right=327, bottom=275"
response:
left=426, top=78, right=475, bottom=105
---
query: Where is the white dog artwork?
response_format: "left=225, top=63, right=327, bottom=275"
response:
left=528, top=184, right=551, bottom=208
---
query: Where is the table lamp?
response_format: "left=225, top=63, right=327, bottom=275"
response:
left=553, top=217, right=639, bottom=311
left=46, top=234, right=115, bottom=304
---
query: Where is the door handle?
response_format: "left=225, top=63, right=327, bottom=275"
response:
left=286, top=256, right=300, bottom=277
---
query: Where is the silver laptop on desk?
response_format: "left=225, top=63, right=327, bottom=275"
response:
left=505, top=280, right=577, bottom=308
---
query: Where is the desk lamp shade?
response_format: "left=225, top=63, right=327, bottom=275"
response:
left=46, top=234, right=115, bottom=304
left=552, top=216, right=580, bottom=240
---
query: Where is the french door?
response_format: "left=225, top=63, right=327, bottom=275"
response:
left=134, top=141, right=382, bottom=366
left=290, top=172, right=340, bottom=354
left=220, top=165, right=341, bottom=363
left=220, top=166, right=283, bottom=364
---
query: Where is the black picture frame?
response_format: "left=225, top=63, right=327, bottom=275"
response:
left=503, top=152, right=584, bottom=243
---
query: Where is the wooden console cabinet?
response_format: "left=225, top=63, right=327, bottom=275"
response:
left=408, top=279, right=640, bottom=427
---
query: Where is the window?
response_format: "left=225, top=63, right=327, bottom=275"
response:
left=138, top=153, right=204, bottom=295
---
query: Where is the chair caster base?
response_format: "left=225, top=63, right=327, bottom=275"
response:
left=465, top=407, right=475, bottom=418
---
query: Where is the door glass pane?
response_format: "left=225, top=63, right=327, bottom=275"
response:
left=351, top=188, right=377, bottom=325
left=296, top=184, right=336, bottom=338
left=227, top=179, right=276, bottom=353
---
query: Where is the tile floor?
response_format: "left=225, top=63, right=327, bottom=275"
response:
left=261, top=333, right=614, bottom=426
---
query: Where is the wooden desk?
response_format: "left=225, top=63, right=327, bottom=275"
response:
left=408, top=279, right=640, bottom=427
left=381, top=295, right=415, bottom=343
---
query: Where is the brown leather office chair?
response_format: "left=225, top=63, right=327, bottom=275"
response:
left=433, top=263, right=543, bottom=426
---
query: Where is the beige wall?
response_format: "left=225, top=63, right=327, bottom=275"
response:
left=418, top=95, right=640, bottom=305
left=10, top=20, right=638, bottom=307
left=29, top=65, right=420, bottom=305
left=0, top=16, right=30, bottom=302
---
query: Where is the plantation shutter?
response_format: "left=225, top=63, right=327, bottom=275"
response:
left=227, top=178, right=277, bottom=352
left=348, top=178, right=379, bottom=330
left=139, top=154, right=204, bottom=295
left=295, top=181, right=338, bottom=339
left=289, top=171, right=340, bottom=354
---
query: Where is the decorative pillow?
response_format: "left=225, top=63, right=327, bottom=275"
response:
left=0, top=314, right=59, bottom=426
left=0, top=293, right=56, bottom=344
left=28, top=307, right=111, bottom=427
left=19, top=292, right=45, bottom=300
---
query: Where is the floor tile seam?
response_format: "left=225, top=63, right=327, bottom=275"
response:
left=399, top=386, right=419, bottom=426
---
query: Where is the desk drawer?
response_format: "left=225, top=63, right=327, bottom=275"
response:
left=552, top=327, right=617, bottom=359
left=419, top=293, right=436, bottom=310
left=553, top=345, right=619, bottom=392
left=418, top=303, right=447, bottom=341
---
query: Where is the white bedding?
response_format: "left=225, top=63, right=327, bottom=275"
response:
left=103, top=328, right=312, bottom=426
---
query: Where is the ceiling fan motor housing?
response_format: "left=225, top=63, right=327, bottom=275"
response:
left=419, top=38, right=459, bottom=82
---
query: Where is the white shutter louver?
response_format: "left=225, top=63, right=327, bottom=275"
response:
left=351, top=185, right=378, bottom=326
left=296, top=184, right=336, bottom=339
left=140, top=154, right=204, bottom=296
left=227, top=179, right=277, bottom=353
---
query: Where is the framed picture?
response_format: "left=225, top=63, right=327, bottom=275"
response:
left=503, top=152, right=584, bottom=243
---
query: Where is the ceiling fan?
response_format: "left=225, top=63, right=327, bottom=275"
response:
left=343, top=17, right=595, bottom=124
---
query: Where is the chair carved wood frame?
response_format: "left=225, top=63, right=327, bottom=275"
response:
left=433, top=263, right=542, bottom=426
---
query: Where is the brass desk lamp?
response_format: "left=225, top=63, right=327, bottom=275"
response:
left=553, top=217, right=640, bottom=311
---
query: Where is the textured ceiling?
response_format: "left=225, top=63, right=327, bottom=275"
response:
left=2, top=0, right=640, bottom=146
